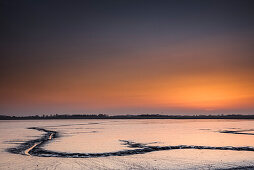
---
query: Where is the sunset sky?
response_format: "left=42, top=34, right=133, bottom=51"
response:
left=1, top=0, right=254, bottom=116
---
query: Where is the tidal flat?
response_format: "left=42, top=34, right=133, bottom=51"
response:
left=0, top=119, right=254, bottom=169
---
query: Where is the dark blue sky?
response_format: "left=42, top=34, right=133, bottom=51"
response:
left=1, top=0, right=254, bottom=115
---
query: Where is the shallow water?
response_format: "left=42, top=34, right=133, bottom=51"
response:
left=0, top=119, right=254, bottom=169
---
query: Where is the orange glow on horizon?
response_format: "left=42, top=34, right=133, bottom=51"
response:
left=1, top=68, right=253, bottom=113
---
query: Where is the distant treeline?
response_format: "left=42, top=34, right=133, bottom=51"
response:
left=0, top=114, right=254, bottom=120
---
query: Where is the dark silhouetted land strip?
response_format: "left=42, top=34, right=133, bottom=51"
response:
left=1, top=114, right=254, bottom=120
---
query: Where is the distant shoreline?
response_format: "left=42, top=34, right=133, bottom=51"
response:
left=1, top=114, right=254, bottom=120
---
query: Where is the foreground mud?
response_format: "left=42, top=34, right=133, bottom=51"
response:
left=7, top=127, right=254, bottom=158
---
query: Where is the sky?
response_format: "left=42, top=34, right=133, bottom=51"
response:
left=1, top=0, right=254, bottom=116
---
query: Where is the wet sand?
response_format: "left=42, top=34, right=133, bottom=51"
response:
left=7, top=127, right=254, bottom=159
left=2, top=119, right=254, bottom=169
